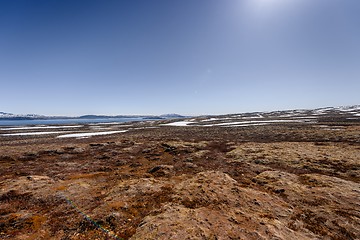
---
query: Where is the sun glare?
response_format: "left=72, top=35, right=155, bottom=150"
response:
left=252, top=0, right=301, bottom=9
left=242, top=0, right=302, bottom=19
left=254, top=0, right=285, bottom=6
left=251, top=0, right=290, bottom=11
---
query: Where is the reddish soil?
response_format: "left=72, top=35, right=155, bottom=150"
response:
left=0, top=120, right=359, bottom=239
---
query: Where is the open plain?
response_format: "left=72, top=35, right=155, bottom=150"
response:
left=1, top=107, right=360, bottom=239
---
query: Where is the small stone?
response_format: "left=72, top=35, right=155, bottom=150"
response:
left=148, top=165, right=174, bottom=177
left=274, top=189, right=285, bottom=194
left=185, top=162, right=198, bottom=168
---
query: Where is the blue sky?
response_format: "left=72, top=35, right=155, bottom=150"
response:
left=1, top=0, right=359, bottom=116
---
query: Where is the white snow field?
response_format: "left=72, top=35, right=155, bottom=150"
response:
left=202, top=119, right=308, bottom=127
left=57, top=130, right=128, bottom=138
left=162, top=121, right=194, bottom=126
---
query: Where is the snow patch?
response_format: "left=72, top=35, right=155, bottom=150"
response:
left=162, top=121, right=194, bottom=126
left=201, top=118, right=219, bottom=122
left=291, top=116, right=318, bottom=119
left=202, top=119, right=306, bottom=127
left=222, top=123, right=269, bottom=127
left=130, top=127, right=159, bottom=130
left=57, top=130, right=127, bottom=138
left=89, top=126, right=113, bottom=130
left=90, top=122, right=133, bottom=126
left=241, top=115, right=264, bottom=119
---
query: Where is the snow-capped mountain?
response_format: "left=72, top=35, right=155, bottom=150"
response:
left=0, top=112, right=44, bottom=119
left=236, top=105, right=360, bottom=118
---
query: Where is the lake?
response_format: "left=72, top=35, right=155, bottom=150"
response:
left=0, top=117, right=154, bottom=126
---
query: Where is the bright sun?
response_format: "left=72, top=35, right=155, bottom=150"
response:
left=252, top=0, right=289, bottom=9
left=245, top=0, right=300, bottom=16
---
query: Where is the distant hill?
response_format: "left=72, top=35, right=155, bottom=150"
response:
left=0, top=112, right=186, bottom=120
left=1, top=105, right=359, bottom=120
left=0, top=112, right=45, bottom=120
left=160, top=114, right=187, bottom=118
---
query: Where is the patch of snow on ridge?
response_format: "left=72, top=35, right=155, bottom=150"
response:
left=291, top=116, right=318, bottom=119
left=57, top=130, right=127, bottom=138
left=316, top=107, right=334, bottom=112
left=1, top=131, right=66, bottom=136
left=202, top=119, right=308, bottom=127
left=200, top=117, right=233, bottom=122
left=222, top=123, right=269, bottom=127
left=201, top=118, right=219, bottom=122
left=89, top=126, right=113, bottom=130
left=130, top=127, right=159, bottom=130
left=90, top=122, right=133, bottom=126
left=277, top=114, right=297, bottom=118
left=162, top=121, right=194, bottom=126
left=241, top=114, right=264, bottom=119
left=337, top=105, right=360, bottom=111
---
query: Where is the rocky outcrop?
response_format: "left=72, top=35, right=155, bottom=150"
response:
left=130, top=171, right=319, bottom=239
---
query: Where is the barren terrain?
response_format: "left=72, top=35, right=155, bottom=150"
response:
left=1, top=107, right=360, bottom=239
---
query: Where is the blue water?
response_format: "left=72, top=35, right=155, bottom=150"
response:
left=0, top=117, right=153, bottom=126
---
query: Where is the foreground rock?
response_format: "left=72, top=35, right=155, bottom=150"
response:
left=131, top=171, right=317, bottom=239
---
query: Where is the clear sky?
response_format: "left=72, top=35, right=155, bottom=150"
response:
left=1, top=0, right=359, bottom=116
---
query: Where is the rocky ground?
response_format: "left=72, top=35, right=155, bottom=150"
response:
left=0, top=108, right=360, bottom=239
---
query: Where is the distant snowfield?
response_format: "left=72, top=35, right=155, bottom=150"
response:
left=202, top=119, right=307, bottom=127
left=200, top=117, right=232, bottom=122
left=160, top=119, right=315, bottom=127
left=241, top=115, right=264, bottom=119
left=337, top=106, right=360, bottom=111
left=1, top=131, right=66, bottom=136
left=89, top=126, right=113, bottom=130
left=291, top=116, right=318, bottom=119
left=130, top=127, right=159, bottom=130
left=0, top=125, right=83, bottom=131
left=201, top=118, right=219, bottom=122
left=162, top=121, right=194, bottom=126
left=89, top=122, right=133, bottom=126
left=222, top=123, right=269, bottom=127
left=57, top=130, right=128, bottom=138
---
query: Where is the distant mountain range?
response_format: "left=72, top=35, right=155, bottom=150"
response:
left=1, top=105, right=359, bottom=120
left=224, top=105, right=360, bottom=118
left=0, top=112, right=187, bottom=120
left=0, top=112, right=46, bottom=120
